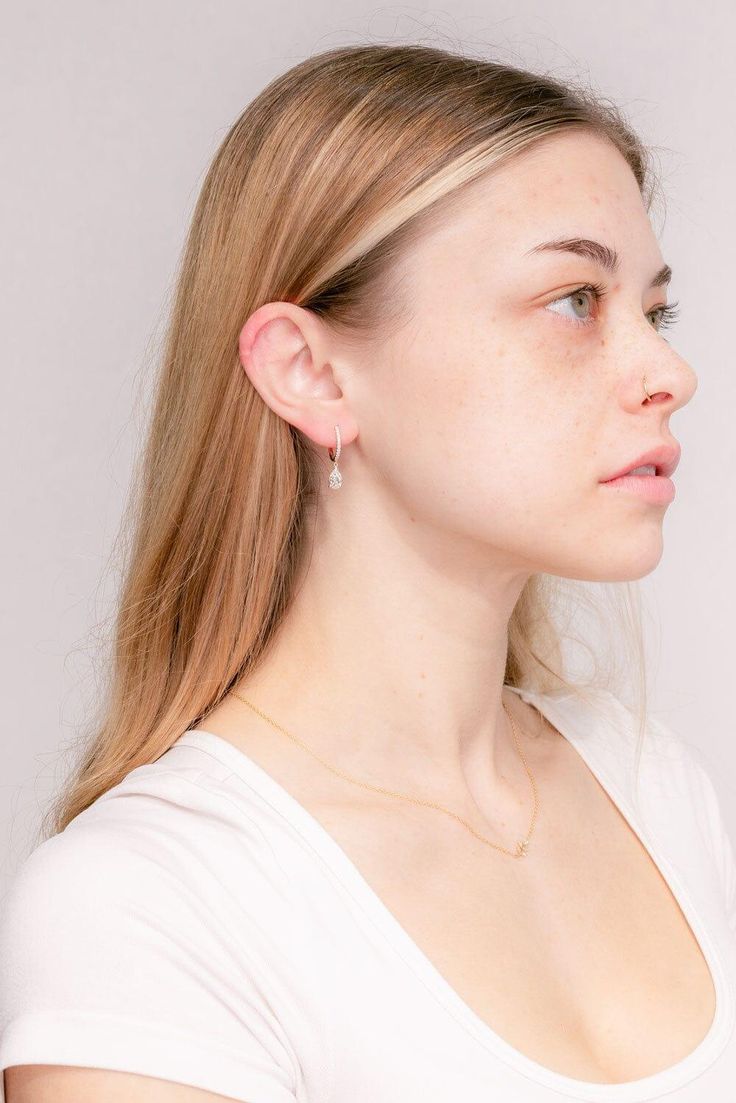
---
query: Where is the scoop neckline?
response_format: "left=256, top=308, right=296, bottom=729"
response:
left=177, top=684, right=735, bottom=1101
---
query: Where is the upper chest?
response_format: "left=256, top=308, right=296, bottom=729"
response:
left=198, top=703, right=717, bottom=1087
left=291, top=743, right=717, bottom=1085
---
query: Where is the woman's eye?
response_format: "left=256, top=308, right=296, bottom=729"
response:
left=544, top=284, right=681, bottom=333
left=545, top=286, right=598, bottom=327
left=648, top=302, right=681, bottom=331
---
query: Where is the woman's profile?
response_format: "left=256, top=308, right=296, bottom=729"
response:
left=2, top=41, right=735, bottom=1103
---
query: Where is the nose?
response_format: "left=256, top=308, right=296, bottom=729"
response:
left=642, top=343, right=698, bottom=412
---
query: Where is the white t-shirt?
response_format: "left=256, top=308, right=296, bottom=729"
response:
left=1, top=684, right=735, bottom=1102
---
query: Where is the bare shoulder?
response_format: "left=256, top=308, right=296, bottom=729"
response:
left=4, top=1064, right=243, bottom=1102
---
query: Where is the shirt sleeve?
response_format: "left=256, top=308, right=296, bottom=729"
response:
left=0, top=825, right=300, bottom=1102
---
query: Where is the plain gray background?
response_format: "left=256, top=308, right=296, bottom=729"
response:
left=2, top=2, right=734, bottom=891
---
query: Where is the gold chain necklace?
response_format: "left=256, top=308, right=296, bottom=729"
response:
left=230, top=689, right=539, bottom=859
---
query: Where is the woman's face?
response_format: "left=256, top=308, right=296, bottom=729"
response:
left=351, top=129, right=698, bottom=583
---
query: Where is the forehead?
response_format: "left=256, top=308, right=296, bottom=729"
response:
left=409, top=130, right=657, bottom=268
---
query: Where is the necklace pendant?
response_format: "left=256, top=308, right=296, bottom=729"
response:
left=516, top=838, right=529, bottom=857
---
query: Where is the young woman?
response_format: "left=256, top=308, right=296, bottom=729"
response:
left=2, top=42, right=734, bottom=1103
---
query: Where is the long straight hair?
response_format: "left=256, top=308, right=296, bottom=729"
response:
left=43, top=43, right=660, bottom=840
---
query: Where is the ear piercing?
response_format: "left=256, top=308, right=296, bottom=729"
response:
left=328, top=424, right=342, bottom=489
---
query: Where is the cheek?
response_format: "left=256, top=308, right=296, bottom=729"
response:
left=372, top=326, right=590, bottom=535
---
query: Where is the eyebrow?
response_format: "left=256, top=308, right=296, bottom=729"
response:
left=525, top=237, right=672, bottom=288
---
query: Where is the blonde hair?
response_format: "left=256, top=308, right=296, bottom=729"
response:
left=43, top=43, right=660, bottom=840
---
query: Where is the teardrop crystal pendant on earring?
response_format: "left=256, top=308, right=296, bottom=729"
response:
left=328, top=424, right=342, bottom=489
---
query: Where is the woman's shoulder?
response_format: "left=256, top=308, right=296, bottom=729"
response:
left=541, top=685, right=736, bottom=922
left=532, top=684, right=729, bottom=834
left=540, top=683, right=705, bottom=765
left=0, top=736, right=292, bottom=979
left=0, top=739, right=305, bottom=1101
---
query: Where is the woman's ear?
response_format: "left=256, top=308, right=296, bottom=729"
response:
left=238, top=301, right=358, bottom=452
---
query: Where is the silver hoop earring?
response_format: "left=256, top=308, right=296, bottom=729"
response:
left=328, top=424, right=342, bottom=489
left=643, top=374, right=653, bottom=402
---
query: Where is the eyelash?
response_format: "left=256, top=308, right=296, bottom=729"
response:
left=551, top=282, right=681, bottom=331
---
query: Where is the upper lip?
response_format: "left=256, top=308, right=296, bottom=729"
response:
left=601, top=441, right=681, bottom=481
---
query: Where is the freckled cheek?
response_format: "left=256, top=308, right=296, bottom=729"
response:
left=391, top=324, right=588, bottom=482
left=521, top=331, right=600, bottom=413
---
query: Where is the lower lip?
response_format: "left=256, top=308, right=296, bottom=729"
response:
left=599, top=473, right=676, bottom=503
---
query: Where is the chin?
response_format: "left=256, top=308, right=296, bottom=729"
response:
left=589, top=540, right=665, bottom=582
left=544, top=531, right=665, bottom=582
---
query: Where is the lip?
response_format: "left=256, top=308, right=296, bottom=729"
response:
left=600, top=441, right=681, bottom=482
left=599, top=472, right=676, bottom=504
